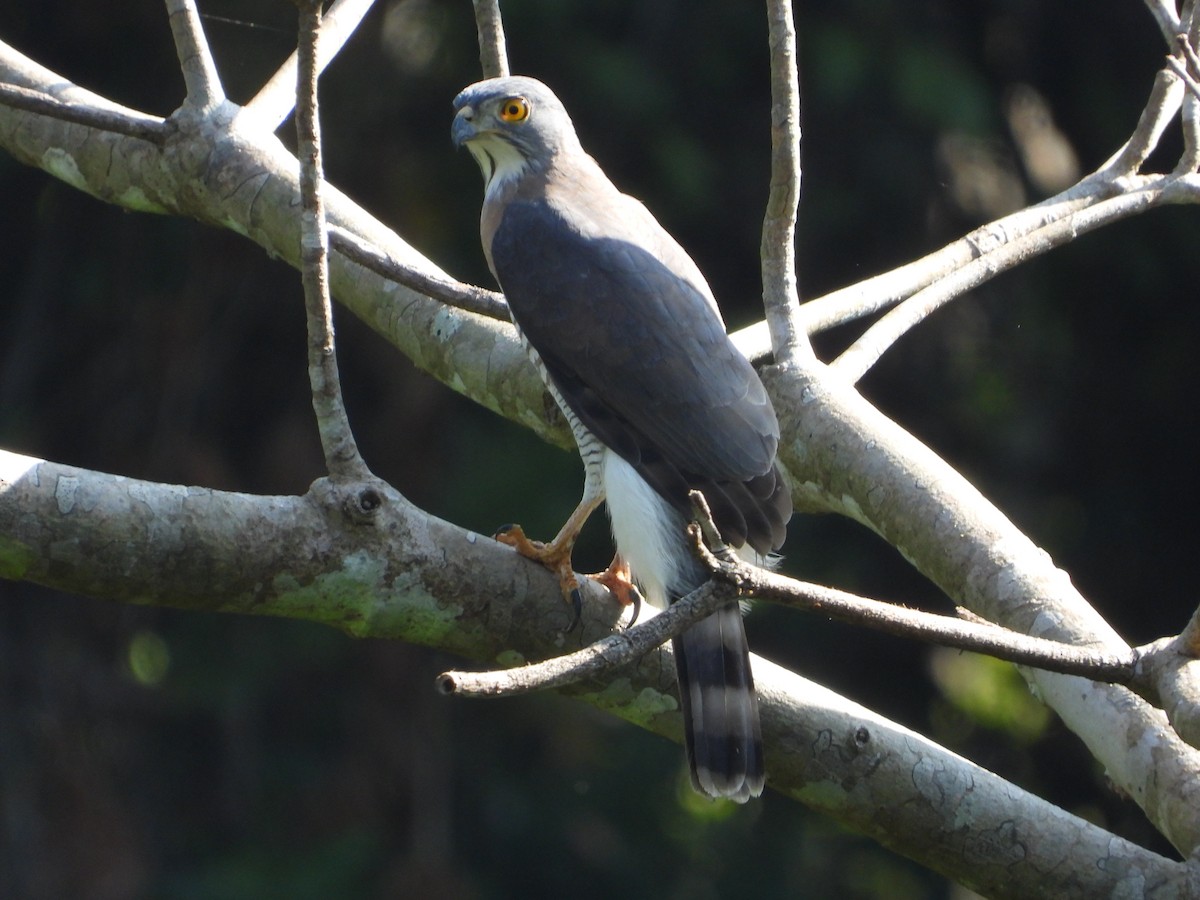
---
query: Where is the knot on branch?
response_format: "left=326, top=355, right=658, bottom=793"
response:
left=308, top=475, right=391, bottom=526
left=343, top=484, right=385, bottom=523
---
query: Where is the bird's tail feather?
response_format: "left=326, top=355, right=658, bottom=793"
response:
left=672, top=601, right=765, bottom=802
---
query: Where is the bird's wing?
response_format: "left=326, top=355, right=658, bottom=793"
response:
left=489, top=194, right=789, bottom=551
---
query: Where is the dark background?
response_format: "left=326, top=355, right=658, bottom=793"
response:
left=2, top=1, right=1197, bottom=897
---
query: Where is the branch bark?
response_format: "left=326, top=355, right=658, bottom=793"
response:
left=0, top=447, right=1191, bottom=898
left=0, top=37, right=571, bottom=454
left=760, top=0, right=811, bottom=365
left=294, top=0, right=366, bottom=478
left=766, top=361, right=1200, bottom=855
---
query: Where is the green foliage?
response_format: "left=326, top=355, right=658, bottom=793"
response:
left=929, top=650, right=1051, bottom=744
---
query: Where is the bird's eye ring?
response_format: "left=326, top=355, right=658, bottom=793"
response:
left=499, top=97, right=530, bottom=123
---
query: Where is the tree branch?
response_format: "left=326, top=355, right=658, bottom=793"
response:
left=329, top=225, right=508, bottom=321
left=0, top=38, right=570, bottom=455
left=165, top=0, right=224, bottom=111
left=246, top=0, right=378, bottom=131
left=760, top=0, right=811, bottom=366
left=0, top=82, right=166, bottom=144
left=830, top=175, right=1195, bottom=382
left=1, top=446, right=1190, bottom=897
left=438, top=574, right=732, bottom=697
left=766, top=362, right=1200, bottom=856
left=472, top=0, right=509, bottom=79
left=294, top=0, right=366, bottom=478
left=710, top=39, right=1195, bottom=370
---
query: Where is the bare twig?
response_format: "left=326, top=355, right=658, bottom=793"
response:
left=679, top=495, right=1138, bottom=683
left=1144, top=0, right=1182, bottom=44
left=722, top=554, right=1136, bottom=682
left=0, top=82, right=167, bottom=144
left=441, top=487, right=1140, bottom=700
left=781, top=47, right=1190, bottom=355
left=329, top=226, right=508, bottom=321
left=1177, top=26, right=1200, bottom=173
left=1101, top=65, right=1184, bottom=177
left=831, top=175, right=1190, bottom=382
left=437, top=576, right=733, bottom=697
left=165, top=0, right=224, bottom=111
left=760, top=0, right=811, bottom=366
left=472, top=0, right=510, bottom=79
left=1167, top=54, right=1200, bottom=103
left=246, top=0, right=378, bottom=131
left=295, top=0, right=366, bottom=478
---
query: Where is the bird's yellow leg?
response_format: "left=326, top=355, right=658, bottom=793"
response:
left=494, top=493, right=606, bottom=628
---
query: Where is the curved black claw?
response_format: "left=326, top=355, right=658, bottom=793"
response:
left=492, top=523, right=518, bottom=539
left=626, top=585, right=643, bottom=628
left=562, top=586, right=584, bottom=634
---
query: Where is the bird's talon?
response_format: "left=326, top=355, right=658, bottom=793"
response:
left=626, top=586, right=642, bottom=628
left=587, top=556, right=642, bottom=627
left=493, top=523, right=548, bottom=557
left=563, top=587, right=583, bottom=633
left=493, top=523, right=523, bottom=542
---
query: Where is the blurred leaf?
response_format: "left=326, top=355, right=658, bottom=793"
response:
left=929, top=649, right=1051, bottom=743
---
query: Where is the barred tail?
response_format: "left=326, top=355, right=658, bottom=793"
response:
left=673, top=601, right=765, bottom=802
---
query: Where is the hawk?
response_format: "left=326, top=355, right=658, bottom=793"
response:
left=452, top=76, right=791, bottom=801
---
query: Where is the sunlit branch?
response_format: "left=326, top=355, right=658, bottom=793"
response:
left=760, top=0, right=811, bottom=365
left=329, top=226, right=508, bottom=321
left=165, top=0, right=224, bottom=111
left=831, top=177, right=1188, bottom=381
left=472, top=0, right=509, bottom=79
left=0, top=82, right=166, bottom=144
left=247, top=0, right=378, bottom=131
left=295, top=0, right=366, bottom=478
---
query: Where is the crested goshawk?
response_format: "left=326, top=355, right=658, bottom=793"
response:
left=452, top=76, right=791, bottom=802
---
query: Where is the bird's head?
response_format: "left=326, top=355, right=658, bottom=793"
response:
left=452, top=76, right=581, bottom=193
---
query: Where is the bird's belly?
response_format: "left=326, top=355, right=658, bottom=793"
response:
left=602, top=450, right=688, bottom=610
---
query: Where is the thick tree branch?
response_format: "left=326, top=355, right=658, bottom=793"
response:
left=0, top=447, right=1190, bottom=898
left=0, top=38, right=571, bottom=455
left=766, top=362, right=1200, bottom=856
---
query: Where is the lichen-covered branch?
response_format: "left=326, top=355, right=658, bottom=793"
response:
left=0, top=447, right=1189, bottom=899
left=766, top=362, right=1200, bottom=855
left=0, top=37, right=571, bottom=454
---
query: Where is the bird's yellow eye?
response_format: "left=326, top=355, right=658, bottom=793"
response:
left=499, top=97, right=530, bottom=123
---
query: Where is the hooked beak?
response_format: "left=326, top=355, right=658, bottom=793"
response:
left=451, top=107, right=478, bottom=148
